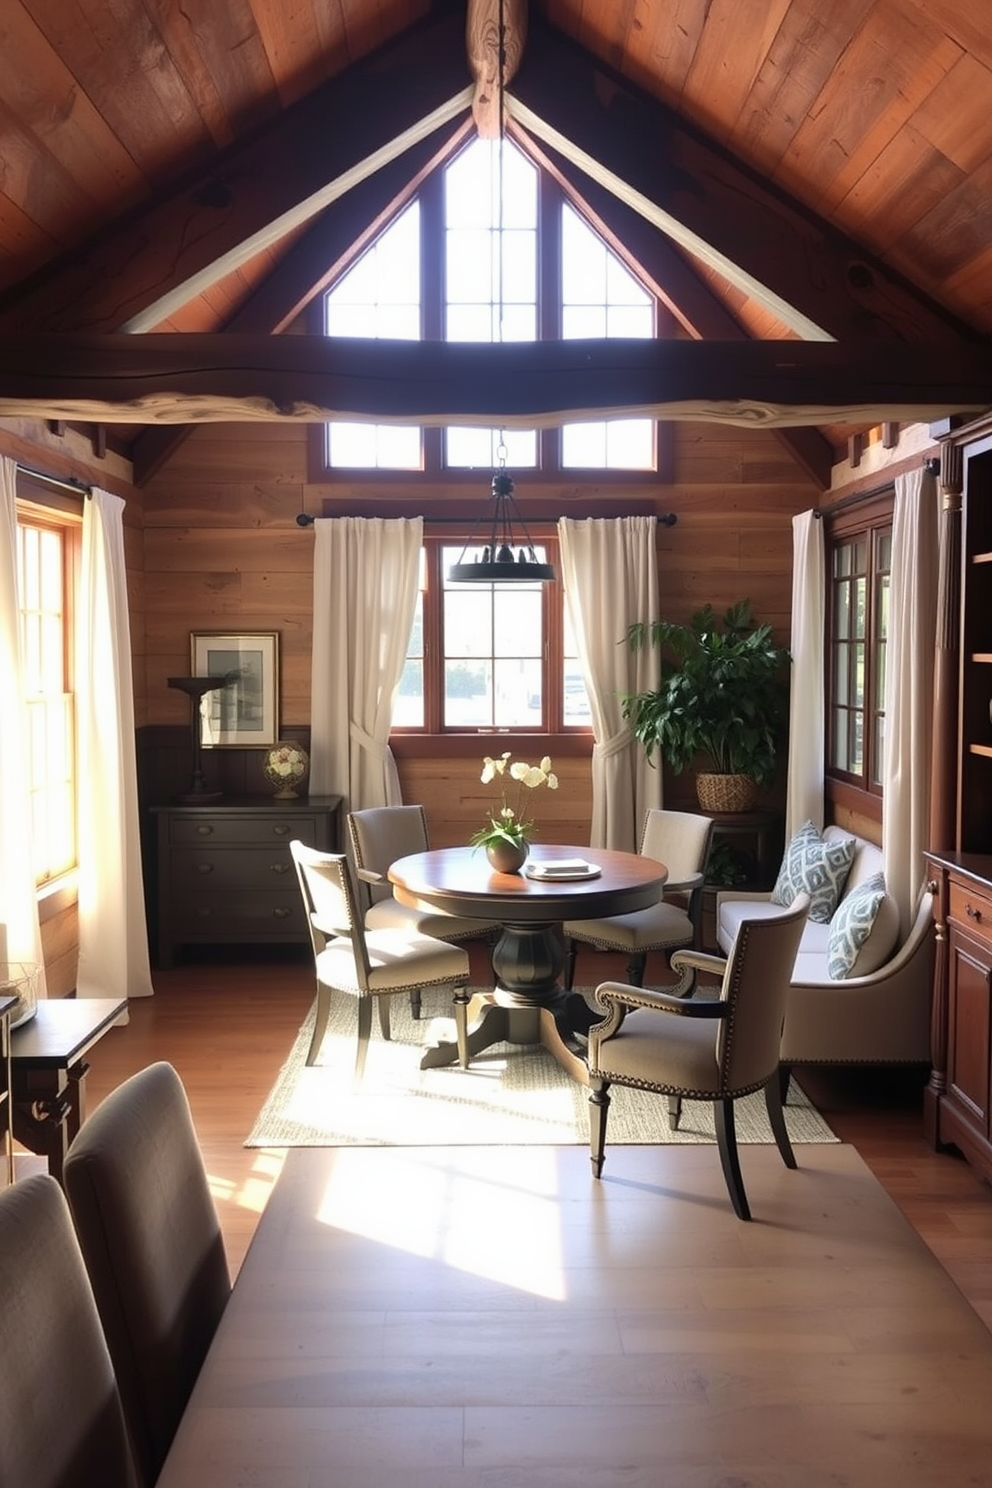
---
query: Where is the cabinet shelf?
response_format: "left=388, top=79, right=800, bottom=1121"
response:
left=973, top=552, right=992, bottom=565
left=971, top=654, right=992, bottom=665
left=970, top=744, right=992, bottom=759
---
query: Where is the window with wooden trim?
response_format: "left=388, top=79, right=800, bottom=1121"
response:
left=318, top=133, right=659, bottom=479
left=393, top=533, right=590, bottom=735
left=16, top=505, right=79, bottom=885
left=825, top=496, right=892, bottom=801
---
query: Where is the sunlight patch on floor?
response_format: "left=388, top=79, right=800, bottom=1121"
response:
left=314, top=1146, right=568, bottom=1299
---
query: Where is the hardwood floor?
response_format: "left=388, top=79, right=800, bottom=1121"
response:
left=68, top=940, right=992, bottom=1343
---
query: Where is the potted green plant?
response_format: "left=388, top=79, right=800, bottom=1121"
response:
left=620, top=599, right=791, bottom=813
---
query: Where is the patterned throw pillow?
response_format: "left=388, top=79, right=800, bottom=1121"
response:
left=827, top=872, right=888, bottom=978
left=770, top=820, right=856, bottom=924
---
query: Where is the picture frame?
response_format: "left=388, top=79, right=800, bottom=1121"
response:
left=190, top=631, right=279, bottom=748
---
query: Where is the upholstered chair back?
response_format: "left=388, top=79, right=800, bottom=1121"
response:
left=64, top=1062, right=230, bottom=1488
left=348, top=805, right=430, bottom=906
left=717, top=897, right=810, bottom=1094
left=0, top=1173, right=136, bottom=1488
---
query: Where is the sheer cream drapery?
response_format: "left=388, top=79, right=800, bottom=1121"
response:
left=309, top=516, right=423, bottom=811
left=75, top=488, right=152, bottom=1002
left=558, top=516, right=661, bottom=851
left=785, top=510, right=825, bottom=838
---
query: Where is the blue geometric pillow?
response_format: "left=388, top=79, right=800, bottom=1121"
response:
left=827, top=872, right=888, bottom=978
left=770, top=820, right=856, bottom=924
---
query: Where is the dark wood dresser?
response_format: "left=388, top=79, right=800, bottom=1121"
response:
left=925, top=851, right=992, bottom=1179
left=151, top=796, right=342, bottom=967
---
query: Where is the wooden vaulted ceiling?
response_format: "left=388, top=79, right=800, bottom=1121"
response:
left=1, top=0, right=991, bottom=472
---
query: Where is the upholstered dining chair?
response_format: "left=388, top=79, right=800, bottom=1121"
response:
left=586, top=895, right=810, bottom=1221
left=291, top=840, right=472, bottom=1075
left=563, top=808, right=714, bottom=990
left=348, top=804, right=492, bottom=1016
left=0, top=1172, right=136, bottom=1488
left=63, top=1061, right=230, bottom=1488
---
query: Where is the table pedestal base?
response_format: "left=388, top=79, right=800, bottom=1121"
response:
left=419, top=920, right=592, bottom=1084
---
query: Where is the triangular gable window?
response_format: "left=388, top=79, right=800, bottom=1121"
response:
left=321, top=135, right=658, bottom=475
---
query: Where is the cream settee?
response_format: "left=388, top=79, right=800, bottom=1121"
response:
left=715, top=825, right=933, bottom=1066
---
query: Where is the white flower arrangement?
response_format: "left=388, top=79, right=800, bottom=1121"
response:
left=470, top=751, right=558, bottom=849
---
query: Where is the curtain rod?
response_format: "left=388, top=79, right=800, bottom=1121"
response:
left=295, top=512, right=678, bottom=528
left=813, top=456, right=939, bottom=517
left=15, top=462, right=92, bottom=498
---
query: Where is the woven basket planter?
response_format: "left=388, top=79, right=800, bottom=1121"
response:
left=695, top=772, right=759, bottom=814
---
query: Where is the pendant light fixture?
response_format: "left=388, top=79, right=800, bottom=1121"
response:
left=447, top=0, right=554, bottom=586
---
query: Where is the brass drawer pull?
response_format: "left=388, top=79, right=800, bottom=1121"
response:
left=196, top=824, right=214, bottom=835
left=272, top=906, right=292, bottom=919
left=270, top=862, right=290, bottom=875
left=197, top=863, right=214, bottom=874
left=966, top=903, right=985, bottom=923
left=272, top=824, right=290, bottom=837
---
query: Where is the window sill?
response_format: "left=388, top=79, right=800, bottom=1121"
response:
left=391, top=732, right=594, bottom=760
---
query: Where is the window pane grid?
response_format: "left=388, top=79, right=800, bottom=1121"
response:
left=18, top=514, right=76, bottom=885
left=826, top=519, right=892, bottom=794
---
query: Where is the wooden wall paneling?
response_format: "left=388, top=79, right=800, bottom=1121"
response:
left=397, top=753, right=594, bottom=850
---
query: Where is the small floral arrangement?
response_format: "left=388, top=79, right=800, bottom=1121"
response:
left=470, top=751, right=558, bottom=849
left=263, top=741, right=309, bottom=798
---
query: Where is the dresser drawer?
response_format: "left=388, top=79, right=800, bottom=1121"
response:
left=949, top=881, right=992, bottom=946
left=169, top=815, right=319, bottom=847
left=170, top=889, right=307, bottom=939
left=171, top=845, right=297, bottom=888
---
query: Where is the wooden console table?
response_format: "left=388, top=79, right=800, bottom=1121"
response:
left=10, top=997, right=127, bottom=1185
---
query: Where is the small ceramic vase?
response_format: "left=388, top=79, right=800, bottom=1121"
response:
left=485, top=838, right=528, bottom=874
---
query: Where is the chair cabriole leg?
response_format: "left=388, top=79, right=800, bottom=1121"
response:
left=764, top=1072, right=798, bottom=1169
left=306, top=984, right=331, bottom=1066
left=714, top=1098, right=751, bottom=1220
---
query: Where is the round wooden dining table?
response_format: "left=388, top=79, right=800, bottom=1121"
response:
left=388, top=843, right=667, bottom=1082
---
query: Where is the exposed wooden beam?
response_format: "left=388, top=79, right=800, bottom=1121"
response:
left=131, top=118, right=473, bottom=486
left=521, top=127, right=833, bottom=488
left=0, top=10, right=473, bottom=337
left=466, top=0, right=528, bottom=139
left=1, top=335, right=988, bottom=426
left=509, top=18, right=978, bottom=346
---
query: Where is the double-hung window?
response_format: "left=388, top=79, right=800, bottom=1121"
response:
left=824, top=495, right=892, bottom=809
left=16, top=503, right=79, bottom=885
left=394, top=534, right=590, bottom=734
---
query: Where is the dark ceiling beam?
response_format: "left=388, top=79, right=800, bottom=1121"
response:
left=1, top=335, right=988, bottom=426
left=130, top=117, right=473, bottom=486
left=510, top=17, right=980, bottom=346
left=522, top=128, right=834, bottom=488
left=0, top=9, right=473, bottom=337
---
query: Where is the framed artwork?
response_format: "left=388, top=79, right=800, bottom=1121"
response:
left=190, top=631, right=279, bottom=748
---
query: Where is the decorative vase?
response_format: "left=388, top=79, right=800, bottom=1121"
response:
left=485, top=838, right=529, bottom=874
left=262, top=742, right=309, bottom=799
left=695, top=772, right=759, bottom=814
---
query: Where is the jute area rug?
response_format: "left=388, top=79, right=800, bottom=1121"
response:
left=246, top=987, right=838, bottom=1149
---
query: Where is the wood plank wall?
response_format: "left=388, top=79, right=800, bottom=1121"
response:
left=141, top=419, right=818, bottom=841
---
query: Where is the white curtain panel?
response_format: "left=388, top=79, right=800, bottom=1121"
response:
left=785, top=510, right=825, bottom=838
left=76, top=488, right=152, bottom=1001
left=309, top=516, right=423, bottom=811
left=558, top=516, right=661, bottom=851
left=0, top=456, right=46, bottom=989
left=885, top=466, right=939, bottom=937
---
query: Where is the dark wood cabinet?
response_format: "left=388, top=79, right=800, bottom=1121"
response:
left=151, top=796, right=342, bottom=967
left=925, top=852, right=992, bottom=1177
